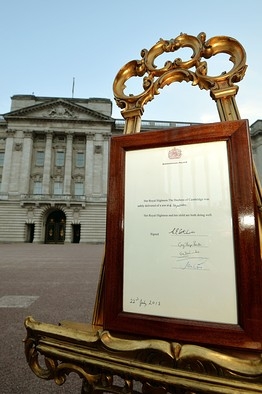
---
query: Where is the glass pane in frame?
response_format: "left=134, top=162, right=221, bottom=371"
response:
left=123, top=141, right=238, bottom=324
left=104, top=120, right=262, bottom=350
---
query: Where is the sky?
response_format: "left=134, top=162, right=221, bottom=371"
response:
left=0, top=0, right=261, bottom=126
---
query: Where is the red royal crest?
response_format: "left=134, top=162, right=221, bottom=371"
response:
left=168, top=147, right=182, bottom=159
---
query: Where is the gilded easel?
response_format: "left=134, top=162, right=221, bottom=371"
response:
left=93, top=31, right=262, bottom=326
left=24, top=32, right=262, bottom=394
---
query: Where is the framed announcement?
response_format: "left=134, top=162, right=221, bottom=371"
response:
left=104, top=120, right=262, bottom=350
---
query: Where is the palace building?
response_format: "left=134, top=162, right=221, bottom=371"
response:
left=0, top=95, right=118, bottom=243
left=0, top=94, right=260, bottom=243
left=250, top=119, right=262, bottom=185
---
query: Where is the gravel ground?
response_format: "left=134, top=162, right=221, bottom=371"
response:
left=0, top=243, right=104, bottom=393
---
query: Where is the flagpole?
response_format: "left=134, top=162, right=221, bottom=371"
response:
left=72, top=77, right=75, bottom=98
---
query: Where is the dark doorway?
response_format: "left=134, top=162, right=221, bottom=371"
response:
left=45, top=210, right=66, bottom=244
left=26, top=223, right=35, bottom=243
left=72, top=224, right=81, bottom=243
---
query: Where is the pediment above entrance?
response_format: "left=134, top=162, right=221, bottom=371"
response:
left=3, top=99, right=113, bottom=122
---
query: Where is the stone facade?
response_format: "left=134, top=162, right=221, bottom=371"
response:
left=250, top=120, right=262, bottom=185
left=0, top=94, right=260, bottom=243
left=0, top=95, right=118, bottom=243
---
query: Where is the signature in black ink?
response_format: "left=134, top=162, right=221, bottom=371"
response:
left=173, top=257, right=209, bottom=271
left=182, top=261, right=206, bottom=270
left=169, top=227, right=195, bottom=236
left=179, top=250, right=200, bottom=257
left=178, top=241, right=203, bottom=249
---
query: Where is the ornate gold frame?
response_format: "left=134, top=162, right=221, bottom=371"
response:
left=113, top=32, right=246, bottom=134
left=25, top=317, right=262, bottom=393
left=24, top=32, right=262, bottom=393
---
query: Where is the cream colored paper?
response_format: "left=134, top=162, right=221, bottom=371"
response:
left=123, top=141, right=238, bottom=324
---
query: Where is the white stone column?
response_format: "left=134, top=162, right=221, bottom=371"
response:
left=32, top=211, right=43, bottom=243
left=252, top=136, right=262, bottom=185
left=93, top=138, right=103, bottom=195
left=42, top=132, right=53, bottom=194
left=64, top=218, right=72, bottom=243
left=1, top=129, right=15, bottom=192
left=19, top=131, right=33, bottom=194
left=64, top=132, right=73, bottom=195
left=102, top=133, right=110, bottom=195
left=85, top=132, right=94, bottom=196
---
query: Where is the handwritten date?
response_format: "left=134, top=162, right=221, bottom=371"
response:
left=129, top=297, right=161, bottom=307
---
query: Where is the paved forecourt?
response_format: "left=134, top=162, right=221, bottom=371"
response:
left=0, top=243, right=104, bottom=394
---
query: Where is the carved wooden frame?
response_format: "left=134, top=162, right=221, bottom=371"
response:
left=104, top=119, right=262, bottom=351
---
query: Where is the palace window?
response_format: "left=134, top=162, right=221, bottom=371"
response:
left=56, top=151, right=65, bottom=167
left=74, top=182, right=84, bottom=196
left=35, top=150, right=45, bottom=166
left=53, top=181, right=63, bottom=195
left=0, top=152, right=4, bottom=166
left=76, top=152, right=85, bottom=167
left=33, top=181, right=42, bottom=195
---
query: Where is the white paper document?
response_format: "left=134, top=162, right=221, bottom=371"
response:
left=123, top=141, right=238, bottom=324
